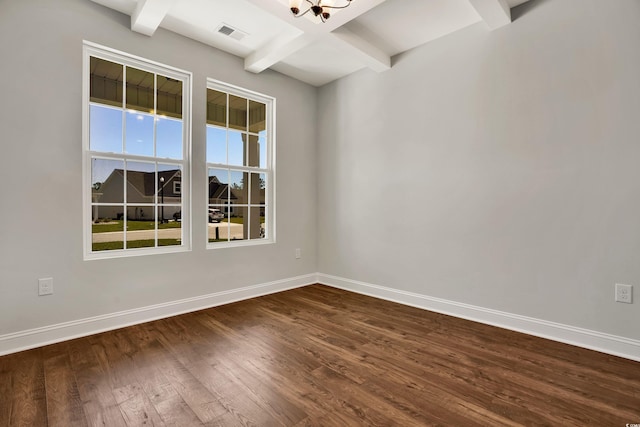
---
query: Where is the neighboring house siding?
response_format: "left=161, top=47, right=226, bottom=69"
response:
left=92, top=169, right=182, bottom=220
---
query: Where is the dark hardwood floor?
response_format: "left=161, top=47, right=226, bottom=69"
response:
left=1, top=284, right=639, bottom=426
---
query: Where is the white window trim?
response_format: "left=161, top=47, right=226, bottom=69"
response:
left=82, top=41, right=192, bottom=260
left=206, top=78, right=276, bottom=249
left=173, top=180, right=181, bottom=194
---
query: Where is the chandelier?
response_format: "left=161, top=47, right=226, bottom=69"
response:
left=289, top=0, right=353, bottom=22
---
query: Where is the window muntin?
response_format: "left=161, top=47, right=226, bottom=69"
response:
left=84, top=43, right=191, bottom=259
left=206, top=81, right=273, bottom=246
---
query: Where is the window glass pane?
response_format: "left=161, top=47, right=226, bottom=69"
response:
left=126, top=206, right=156, bottom=248
left=207, top=89, right=226, bottom=127
left=206, top=126, right=226, bottom=164
left=90, top=105, right=123, bottom=153
left=160, top=217, right=181, bottom=246
left=125, top=161, right=155, bottom=204
left=92, top=206, right=124, bottom=251
left=161, top=204, right=180, bottom=222
left=259, top=131, right=267, bottom=169
left=247, top=134, right=260, bottom=167
left=230, top=170, right=246, bottom=204
left=125, top=111, right=154, bottom=156
left=92, top=158, right=124, bottom=203
left=159, top=164, right=182, bottom=206
left=90, top=57, right=123, bottom=107
left=158, top=205, right=171, bottom=225
left=208, top=207, right=228, bottom=243
left=250, top=206, right=265, bottom=240
left=229, top=95, right=247, bottom=131
left=227, top=206, right=248, bottom=241
left=157, top=75, right=182, bottom=119
left=228, top=131, right=245, bottom=166
left=250, top=172, right=267, bottom=205
left=209, top=168, right=229, bottom=203
left=156, top=117, right=182, bottom=160
left=126, top=67, right=154, bottom=112
left=248, top=100, right=266, bottom=133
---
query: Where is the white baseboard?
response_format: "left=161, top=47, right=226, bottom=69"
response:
left=317, top=273, right=640, bottom=362
left=5, top=272, right=639, bottom=362
left=0, top=274, right=316, bottom=356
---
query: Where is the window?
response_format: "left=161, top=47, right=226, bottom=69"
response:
left=83, top=42, right=191, bottom=259
left=206, top=80, right=274, bottom=246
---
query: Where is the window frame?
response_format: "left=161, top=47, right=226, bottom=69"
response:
left=206, top=79, right=276, bottom=249
left=82, top=41, right=192, bottom=260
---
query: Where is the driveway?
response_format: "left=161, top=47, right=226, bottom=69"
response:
left=207, top=222, right=244, bottom=240
left=92, top=222, right=246, bottom=243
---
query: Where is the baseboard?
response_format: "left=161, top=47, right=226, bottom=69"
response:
left=0, top=274, right=316, bottom=356
left=6, top=273, right=639, bottom=362
left=317, top=273, right=640, bottom=362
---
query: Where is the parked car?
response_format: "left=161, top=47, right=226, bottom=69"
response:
left=173, top=209, right=224, bottom=222
left=209, top=208, right=224, bottom=223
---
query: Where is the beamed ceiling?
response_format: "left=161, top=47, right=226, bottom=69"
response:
left=90, top=0, right=531, bottom=87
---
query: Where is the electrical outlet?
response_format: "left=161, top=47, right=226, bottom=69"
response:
left=295, top=248, right=301, bottom=259
left=615, top=283, right=632, bottom=304
left=38, top=278, right=54, bottom=296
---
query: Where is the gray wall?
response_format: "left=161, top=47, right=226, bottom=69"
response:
left=317, top=0, right=640, bottom=339
left=0, top=0, right=317, bottom=334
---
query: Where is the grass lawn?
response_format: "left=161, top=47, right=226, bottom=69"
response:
left=92, top=220, right=181, bottom=233
left=92, top=239, right=181, bottom=251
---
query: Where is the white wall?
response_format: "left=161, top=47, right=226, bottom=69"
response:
left=317, top=0, right=640, bottom=340
left=0, top=0, right=317, bottom=342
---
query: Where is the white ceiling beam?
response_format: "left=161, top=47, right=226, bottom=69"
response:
left=131, top=0, right=175, bottom=36
left=330, top=27, right=390, bottom=72
left=467, top=0, right=511, bottom=30
left=245, top=33, right=313, bottom=73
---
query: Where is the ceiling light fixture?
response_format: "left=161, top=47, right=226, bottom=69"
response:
left=289, top=0, right=353, bottom=23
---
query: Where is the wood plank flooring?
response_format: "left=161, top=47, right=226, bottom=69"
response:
left=1, top=284, right=639, bottom=426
